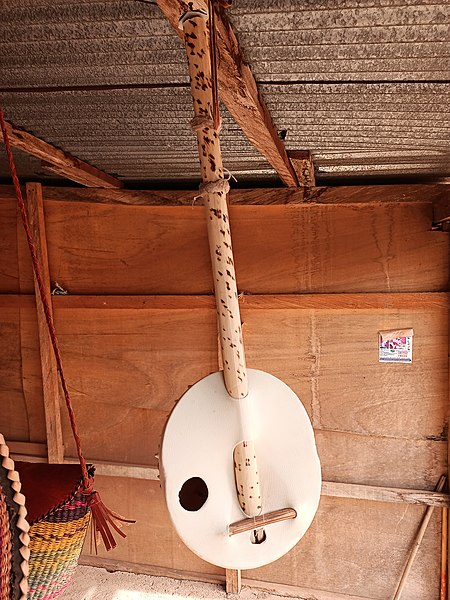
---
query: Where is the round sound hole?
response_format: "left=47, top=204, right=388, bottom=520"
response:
left=179, top=477, right=209, bottom=512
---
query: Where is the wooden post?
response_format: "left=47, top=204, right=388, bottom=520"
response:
left=225, top=569, right=241, bottom=595
left=442, top=506, right=448, bottom=600
left=25, top=183, right=64, bottom=464
left=448, top=272, right=450, bottom=600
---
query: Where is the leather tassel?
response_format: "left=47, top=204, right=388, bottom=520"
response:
left=87, top=490, right=135, bottom=553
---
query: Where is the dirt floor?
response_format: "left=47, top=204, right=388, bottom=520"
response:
left=62, top=566, right=286, bottom=600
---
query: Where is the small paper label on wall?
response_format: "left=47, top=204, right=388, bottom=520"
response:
left=379, top=329, right=413, bottom=363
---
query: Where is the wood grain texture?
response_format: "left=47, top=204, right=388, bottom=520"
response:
left=1, top=293, right=449, bottom=312
left=246, top=496, right=442, bottom=599
left=83, top=476, right=224, bottom=576
left=226, top=569, right=241, bottom=594
left=316, top=430, right=447, bottom=491
left=7, top=199, right=446, bottom=295
left=83, top=477, right=443, bottom=600
left=155, top=0, right=298, bottom=186
left=2, top=183, right=444, bottom=206
left=229, top=508, right=297, bottom=535
left=10, top=445, right=448, bottom=508
left=53, top=305, right=218, bottom=463
left=0, top=294, right=446, bottom=488
left=241, top=304, right=448, bottom=440
left=0, top=194, right=20, bottom=293
left=0, top=307, right=34, bottom=441
left=2, top=120, right=122, bottom=188
left=25, top=183, right=64, bottom=463
left=433, top=196, right=450, bottom=224
left=322, top=481, right=450, bottom=508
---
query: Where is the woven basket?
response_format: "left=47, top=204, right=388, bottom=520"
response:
left=28, top=489, right=91, bottom=599
left=17, top=463, right=95, bottom=600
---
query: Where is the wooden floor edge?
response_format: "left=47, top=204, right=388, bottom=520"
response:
left=78, top=555, right=374, bottom=600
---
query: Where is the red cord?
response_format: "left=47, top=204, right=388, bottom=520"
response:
left=0, top=110, right=90, bottom=490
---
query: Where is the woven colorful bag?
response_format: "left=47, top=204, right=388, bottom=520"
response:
left=18, top=462, right=95, bottom=600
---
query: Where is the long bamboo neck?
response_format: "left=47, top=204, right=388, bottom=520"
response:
left=181, top=11, right=261, bottom=518
left=181, top=12, right=247, bottom=400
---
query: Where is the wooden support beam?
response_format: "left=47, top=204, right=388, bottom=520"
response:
left=288, top=150, right=316, bottom=187
left=24, top=183, right=64, bottom=463
left=2, top=120, right=122, bottom=188
left=322, top=481, right=450, bottom=508
left=0, top=292, right=448, bottom=312
left=155, top=0, right=298, bottom=187
left=8, top=444, right=450, bottom=509
left=1, top=183, right=445, bottom=207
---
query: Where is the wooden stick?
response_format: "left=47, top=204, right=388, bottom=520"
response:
left=441, top=507, right=448, bottom=600
left=392, top=474, right=446, bottom=600
left=180, top=8, right=261, bottom=520
left=25, top=183, right=64, bottom=464
left=225, top=569, right=241, bottom=594
left=228, top=508, right=297, bottom=537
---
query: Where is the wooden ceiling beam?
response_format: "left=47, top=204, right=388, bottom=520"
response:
left=4, top=183, right=444, bottom=207
left=155, top=0, right=298, bottom=187
left=2, top=119, right=123, bottom=188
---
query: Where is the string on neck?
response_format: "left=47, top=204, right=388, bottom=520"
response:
left=208, top=0, right=221, bottom=131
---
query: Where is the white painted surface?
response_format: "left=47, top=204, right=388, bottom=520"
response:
left=160, top=369, right=321, bottom=570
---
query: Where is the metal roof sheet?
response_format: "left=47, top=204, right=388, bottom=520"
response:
left=0, top=0, right=449, bottom=185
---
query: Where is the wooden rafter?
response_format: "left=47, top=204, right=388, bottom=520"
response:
left=155, top=0, right=298, bottom=187
left=6, top=183, right=444, bottom=207
left=2, top=119, right=123, bottom=188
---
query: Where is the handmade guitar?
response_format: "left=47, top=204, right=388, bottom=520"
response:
left=160, top=6, right=321, bottom=571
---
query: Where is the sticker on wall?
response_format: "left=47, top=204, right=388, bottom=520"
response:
left=379, top=329, right=414, bottom=363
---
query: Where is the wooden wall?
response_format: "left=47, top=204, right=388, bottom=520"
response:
left=0, top=184, right=449, bottom=599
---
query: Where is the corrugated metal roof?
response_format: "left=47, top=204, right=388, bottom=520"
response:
left=0, top=0, right=449, bottom=185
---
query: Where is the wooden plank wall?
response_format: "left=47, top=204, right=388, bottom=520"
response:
left=0, top=185, right=449, bottom=599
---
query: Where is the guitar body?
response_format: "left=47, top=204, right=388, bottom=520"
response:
left=160, top=369, right=321, bottom=570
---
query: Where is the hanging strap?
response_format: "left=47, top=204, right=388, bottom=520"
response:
left=0, top=108, right=134, bottom=549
